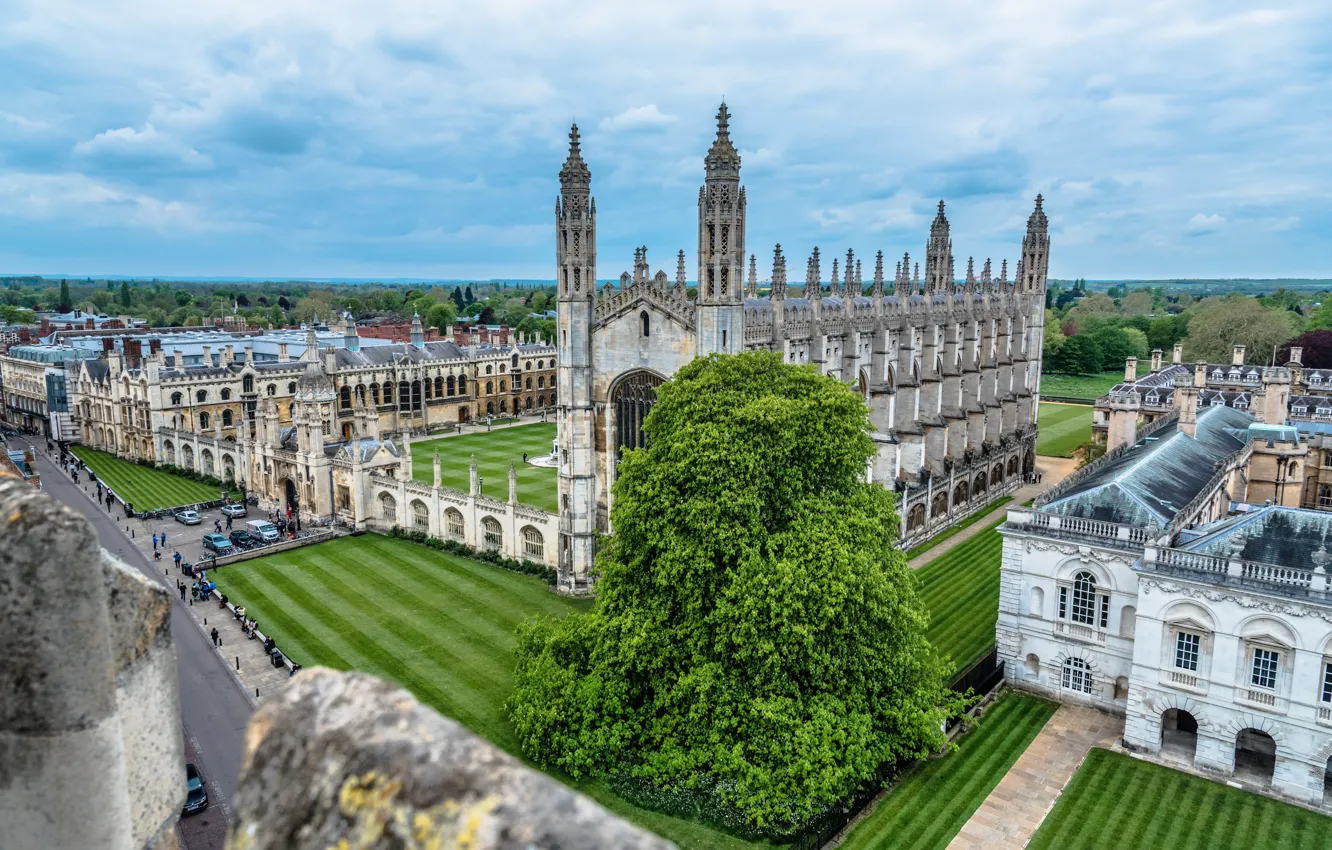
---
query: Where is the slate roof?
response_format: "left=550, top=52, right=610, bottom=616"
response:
left=1042, top=404, right=1252, bottom=526
left=1179, top=505, right=1332, bottom=571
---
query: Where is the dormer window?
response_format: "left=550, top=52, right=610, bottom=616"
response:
left=1313, top=374, right=1324, bottom=386
left=1294, top=406, right=1308, bottom=416
left=1228, top=369, right=1241, bottom=381
left=1244, top=372, right=1259, bottom=383
left=1211, top=369, right=1224, bottom=381
left=1319, top=408, right=1332, bottom=419
left=1210, top=397, right=1225, bottom=407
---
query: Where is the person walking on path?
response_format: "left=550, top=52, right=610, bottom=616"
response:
left=178, top=581, right=186, bottom=601
left=152, top=532, right=159, bottom=551
left=173, top=551, right=182, bottom=571
left=214, top=519, right=222, bottom=534
left=210, top=627, right=220, bottom=647
left=225, top=515, right=233, bottom=531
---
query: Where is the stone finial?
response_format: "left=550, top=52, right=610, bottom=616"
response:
left=830, top=257, right=840, bottom=298
left=896, top=251, right=911, bottom=297
left=227, top=669, right=674, bottom=850
left=981, top=258, right=992, bottom=290
left=872, top=250, right=885, bottom=300
left=806, top=247, right=822, bottom=300
left=747, top=253, right=758, bottom=299
left=675, top=249, right=687, bottom=297
left=999, top=258, right=1008, bottom=287
left=771, top=244, right=787, bottom=300
left=469, top=454, right=479, bottom=496
left=964, top=257, right=976, bottom=293
left=1313, top=544, right=1329, bottom=570
left=845, top=249, right=855, bottom=294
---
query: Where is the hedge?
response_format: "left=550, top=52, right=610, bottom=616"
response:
left=386, top=525, right=558, bottom=584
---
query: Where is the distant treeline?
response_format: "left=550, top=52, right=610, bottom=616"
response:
left=1056, top=279, right=1332, bottom=295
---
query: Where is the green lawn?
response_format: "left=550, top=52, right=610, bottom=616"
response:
left=904, top=497, right=1012, bottom=560
left=918, top=527, right=1002, bottom=675
left=71, top=445, right=224, bottom=511
left=411, top=422, right=558, bottom=513
left=841, top=692, right=1058, bottom=850
left=1039, top=371, right=1122, bottom=400
left=1036, top=403, right=1093, bottom=458
left=214, top=534, right=779, bottom=849
left=1028, top=748, right=1332, bottom=850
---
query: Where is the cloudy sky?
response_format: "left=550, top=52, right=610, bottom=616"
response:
left=1, top=0, right=1328, bottom=281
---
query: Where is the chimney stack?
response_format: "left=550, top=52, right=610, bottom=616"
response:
left=202, top=345, right=212, bottom=367
left=1232, top=344, right=1246, bottom=366
left=1124, top=356, right=1138, bottom=383
left=1175, top=368, right=1199, bottom=438
left=1172, top=342, right=1183, bottom=364
left=1195, top=360, right=1208, bottom=388
left=1289, top=346, right=1303, bottom=366
left=279, top=343, right=290, bottom=363
left=1150, top=349, right=1162, bottom=372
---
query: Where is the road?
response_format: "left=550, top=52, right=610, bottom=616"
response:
left=32, top=448, right=247, bottom=849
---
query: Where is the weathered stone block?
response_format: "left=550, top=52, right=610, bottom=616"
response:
left=228, top=668, right=674, bottom=850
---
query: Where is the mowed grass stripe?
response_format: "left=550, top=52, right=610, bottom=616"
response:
left=1035, top=403, right=1092, bottom=458
left=840, top=692, right=1058, bottom=850
left=72, top=446, right=221, bottom=510
left=1028, top=748, right=1332, bottom=850
left=917, top=528, right=1003, bottom=673
left=410, top=422, right=557, bottom=512
left=218, top=567, right=358, bottom=671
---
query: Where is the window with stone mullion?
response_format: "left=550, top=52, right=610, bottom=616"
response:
left=1250, top=648, right=1279, bottom=690
left=1174, top=632, right=1200, bottom=671
left=1322, top=661, right=1332, bottom=703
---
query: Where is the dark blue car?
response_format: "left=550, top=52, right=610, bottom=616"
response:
left=183, top=763, right=208, bottom=815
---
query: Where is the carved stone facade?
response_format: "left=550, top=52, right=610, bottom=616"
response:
left=556, top=105, right=1048, bottom=588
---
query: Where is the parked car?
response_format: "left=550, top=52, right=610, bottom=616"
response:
left=229, top=529, right=260, bottom=550
left=175, top=510, right=201, bottom=525
left=220, top=503, right=247, bottom=518
left=201, top=533, right=233, bottom=555
left=245, top=519, right=281, bottom=543
left=182, top=763, right=208, bottom=815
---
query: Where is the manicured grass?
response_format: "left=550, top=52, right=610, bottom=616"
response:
left=904, top=497, right=1013, bottom=560
left=841, top=692, right=1058, bottom=850
left=410, top=422, right=558, bottom=513
left=1028, top=748, right=1332, bottom=850
left=1039, top=371, right=1122, bottom=400
left=214, top=534, right=778, bottom=849
left=1036, top=403, right=1093, bottom=458
left=71, top=445, right=223, bottom=511
left=917, top=527, right=1002, bottom=675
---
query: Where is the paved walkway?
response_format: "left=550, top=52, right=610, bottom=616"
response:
left=907, top=455, right=1079, bottom=570
left=946, top=705, right=1123, bottom=850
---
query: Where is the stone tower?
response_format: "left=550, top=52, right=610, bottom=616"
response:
left=696, top=102, right=746, bottom=356
left=924, top=201, right=953, bottom=293
left=556, top=124, right=598, bottom=590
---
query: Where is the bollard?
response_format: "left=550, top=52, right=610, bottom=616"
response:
left=255, top=687, right=259, bottom=698
left=204, top=618, right=206, bottom=625
left=235, top=656, right=239, bottom=671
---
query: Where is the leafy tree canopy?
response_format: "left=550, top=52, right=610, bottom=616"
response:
left=1279, top=330, right=1332, bottom=369
left=508, top=352, right=963, bottom=834
left=1181, top=296, right=1301, bottom=364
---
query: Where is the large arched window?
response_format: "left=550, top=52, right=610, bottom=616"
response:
left=383, top=383, right=393, bottom=404
left=445, top=508, right=465, bottom=540
left=370, top=383, right=380, bottom=405
left=522, top=526, right=544, bottom=560
left=379, top=493, right=397, bottom=523
left=447, top=375, right=456, bottom=396
left=458, top=375, right=467, bottom=395
left=1062, top=657, right=1093, bottom=694
left=1061, top=571, right=1109, bottom=628
left=640, top=310, right=650, bottom=337
left=482, top=516, right=502, bottom=552
left=199, top=412, right=210, bottom=430
left=196, top=389, right=207, bottom=403
left=221, top=388, right=232, bottom=401
left=340, top=386, right=351, bottom=409
left=242, top=375, right=254, bottom=393
left=411, top=500, right=429, bottom=531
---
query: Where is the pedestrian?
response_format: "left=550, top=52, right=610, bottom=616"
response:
left=178, top=581, right=186, bottom=601
left=160, top=530, right=167, bottom=547
left=210, top=627, right=219, bottom=647
left=173, top=551, right=182, bottom=570
left=226, top=515, right=232, bottom=531
left=523, top=451, right=527, bottom=462
left=152, top=533, right=158, bottom=551
left=214, top=519, right=222, bottom=533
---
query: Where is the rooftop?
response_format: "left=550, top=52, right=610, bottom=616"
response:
left=1177, top=504, right=1332, bottom=572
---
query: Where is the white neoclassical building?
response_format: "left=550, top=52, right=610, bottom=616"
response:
left=1000, top=391, right=1332, bottom=807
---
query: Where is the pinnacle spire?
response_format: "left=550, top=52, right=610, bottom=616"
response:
left=747, top=253, right=758, bottom=298
left=772, top=244, right=787, bottom=299
left=830, top=257, right=840, bottom=297
left=806, top=248, right=822, bottom=300
left=705, top=102, right=741, bottom=178
left=675, top=249, right=687, bottom=296
left=965, top=257, right=976, bottom=292
left=559, top=122, right=592, bottom=191
left=873, top=250, right=885, bottom=299
left=1026, top=193, right=1049, bottom=233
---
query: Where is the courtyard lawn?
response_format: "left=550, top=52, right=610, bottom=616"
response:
left=904, top=497, right=1013, bottom=560
left=840, top=692, right=1058, bottom=850
left=1028, top=748, right=1332, bottom=850
left=917, top=527, right=1002, bottom=675
left=410, top=422, right=558, bottom=513
left=1039, top=371, right=1123, bottom=401
left=214, top=534, right=779, bottom=850
left=1036, top=403, right=1093, bottom=458
left=71, top=445, right=224, bottom=511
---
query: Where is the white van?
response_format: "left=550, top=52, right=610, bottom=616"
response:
left=245, top=519, right=280, bottom=543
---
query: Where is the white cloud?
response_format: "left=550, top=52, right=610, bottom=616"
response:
left=74, top=124, right=212, bottom=169
left=599, top=105, right=677, bottom=132
left=1184, top=212, right=1226, bottom=236
left=0, top=170, right=205, bottom=231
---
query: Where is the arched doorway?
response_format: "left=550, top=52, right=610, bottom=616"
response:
left=1161, top=708, right=1204, bottom=762
left=284, top=478, right=300, bottom=514
left=610, top=370, right=665, bottom=461
left=1234, top=729, right=1276, bottom=785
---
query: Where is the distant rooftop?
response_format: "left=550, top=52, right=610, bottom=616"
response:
left=1178, top=504, right=1332, bottom=572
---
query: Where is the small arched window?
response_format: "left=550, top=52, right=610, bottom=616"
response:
left=340, top=386, right=351, bottom=409
left=499, top=380, right=506, bottom=393
left=221, top=388, right=231, bottom=400
left=267, top=384, right=277, bottom=396
left=199, top=412, right=211, bottom=429
left=196, top=390, right=207, bottom=403
left=171, top=392, right=182, bottom=406
left=486, top=381, right=494, bottom=394
left=640, top=310, right=650, bottom=337
left=1061, top=657, right=1092, bottom=694
left=379, top=493, right=397, bottom=522
left=242, top=375, right=254, bottom=393
left=288, top=382, right=296, bottom=394
left=222, top=409, right=233, bottom=427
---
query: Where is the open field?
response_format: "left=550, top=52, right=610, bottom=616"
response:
left=841, top=692, right=1058, bottom=850
left=904, top=497, right=1012, bottom=560
left=918, top=527, right=1002, bottom=675
left=213, top=534, right=780, bottom=849
left=410, top=422, right=558, bottom=513
left=1028, top=748, right=1332, bottom=850
left=71, top=446, right=224, bottom=511
left=1040, top=371, right=1122, bottom=400
left=1036, top=403, right=1093, bottom=458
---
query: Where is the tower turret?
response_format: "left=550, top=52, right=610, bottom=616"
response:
left=409, top=311, right=425, bottom=349
left=1020, top=195, right=1050, bottom=293
left=555, top=123, right=598, bottom=590
left=771, top=244, right=786, bottom=301
left=924, top=200, right=953, bottom=293
left=747, top=253, right=758, bottom=299
left=675, top=249, right=687, bottom=299
left=696, top=103, right=746, bottom=355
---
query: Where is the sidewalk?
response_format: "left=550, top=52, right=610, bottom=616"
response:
left=49, top=451, right=298, bottom=703
left=907, top=455, right=1079, bottom=570
left=946, top=705, right=1123, bottom=850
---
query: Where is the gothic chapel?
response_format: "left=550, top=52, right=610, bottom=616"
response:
left=556, top=104, right=1048, bottom=589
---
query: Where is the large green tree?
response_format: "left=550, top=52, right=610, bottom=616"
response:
left=57, top=279, right=73, bottom=312
left=1181, top=296, right=1301, bottom=364
left=508, top=352, right=962, bottom=834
